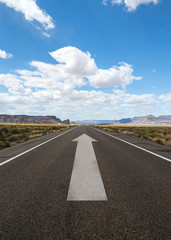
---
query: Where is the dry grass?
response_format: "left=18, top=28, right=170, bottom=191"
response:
left=0, top=123, right=76, bottom=150
left=91, top=125, right=171, bottom=146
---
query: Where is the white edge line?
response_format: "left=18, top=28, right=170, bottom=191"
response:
left=90, top=126, right=171, bottom=163
left=0, top=127, right=77, bottom=167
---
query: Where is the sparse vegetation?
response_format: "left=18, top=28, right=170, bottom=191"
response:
left=91, top=125, right=171, bottom=146
left=0, top=124, right=76, bottom=150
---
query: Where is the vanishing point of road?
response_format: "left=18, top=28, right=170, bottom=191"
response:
left=0, top=125, right=170, bottom=239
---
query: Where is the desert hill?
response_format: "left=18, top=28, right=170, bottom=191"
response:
left=0, top=115, right=70, bottom=125
left=75, top=115, right=171, bottom=125
left=112, top=115, right=171, bottom=125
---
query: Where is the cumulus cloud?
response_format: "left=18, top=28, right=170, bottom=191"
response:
left=16, top=47, right=140, bottom=91
left=88, top=62, right=142, bottom=88
left=0, top=46, right=143, bottom=102
left=120, top=93, right=156, bottom=107
left=0, top=89, right=160, bottom=120
left=103, top=0, right=160, bottom=11
left=0, top=0, right=54, bottom=34
left=0, top=46, right=169, bottom=119
left=0, top=74, right=31, bottom=95
left=0, top=49, right=13, bottom=59
left=49, top=47, right=97, bottom=78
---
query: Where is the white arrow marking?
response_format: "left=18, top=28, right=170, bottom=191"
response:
left=67, top=134, right=107, bottom=201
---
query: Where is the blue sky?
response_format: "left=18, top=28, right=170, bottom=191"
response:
left=0, top=0, right=170, bottom=120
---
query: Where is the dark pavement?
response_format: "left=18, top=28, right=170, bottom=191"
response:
left=0, top=125, right=170, bottom=240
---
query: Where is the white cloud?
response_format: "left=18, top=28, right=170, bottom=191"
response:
left=42, top=31, right=51, bottom=38
left=0, top=49, right=13, bottom=59
left=0, top=74, right=31, bottom=95
left=88, top=62, right=142, bottom=88
left=0, top=0, right=54, bottom=34
left=18, top=47, right=140, bottom=91
left=0, top=46, right=169, bottom=120
left=49, top=46, right=97, bottom=78
left=0, top=89, right=160, bottom=120
left=159, top=93, right=171, bottom=103
left=120, top=93, right=156, bottom=107
left=104, top=0, right=160, bottom=11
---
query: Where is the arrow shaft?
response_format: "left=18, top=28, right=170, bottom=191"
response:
left=67, top=140, right=107, bottom=201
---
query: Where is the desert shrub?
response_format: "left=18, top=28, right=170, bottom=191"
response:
left=111, top=127, right=119, bottom=132
left=0, top=141, right=10, bottom=149
left=9, top=135, right=21, bottom=142
left=0, top=127, right=8, bottom=133
left=155, top=139, right=164, bottom=145
left=92, top=125, right=171, bottom=146
left=10, top=128, right=22, bottom=134
left=0, top=124, right=75, bottom=150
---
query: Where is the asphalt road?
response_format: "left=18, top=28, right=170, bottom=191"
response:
left=0, top=125, right=170, bottom=240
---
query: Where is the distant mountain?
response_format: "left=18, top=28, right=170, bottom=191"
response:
left=112, top=115, right=171, bottom=125
left=75, top=115, right=171, bottom=125
left=0, top=115, right=70, bottom=125
left=74, top=120, right=112, bottom=125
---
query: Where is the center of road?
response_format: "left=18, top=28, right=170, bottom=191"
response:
left=67, top=134, right=107, bottom=201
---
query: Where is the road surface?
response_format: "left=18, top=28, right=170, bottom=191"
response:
left=0, top=125, right=170, bottom=239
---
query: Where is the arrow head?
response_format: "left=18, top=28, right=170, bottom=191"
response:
left=72, top=134, right=97, bottom=142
